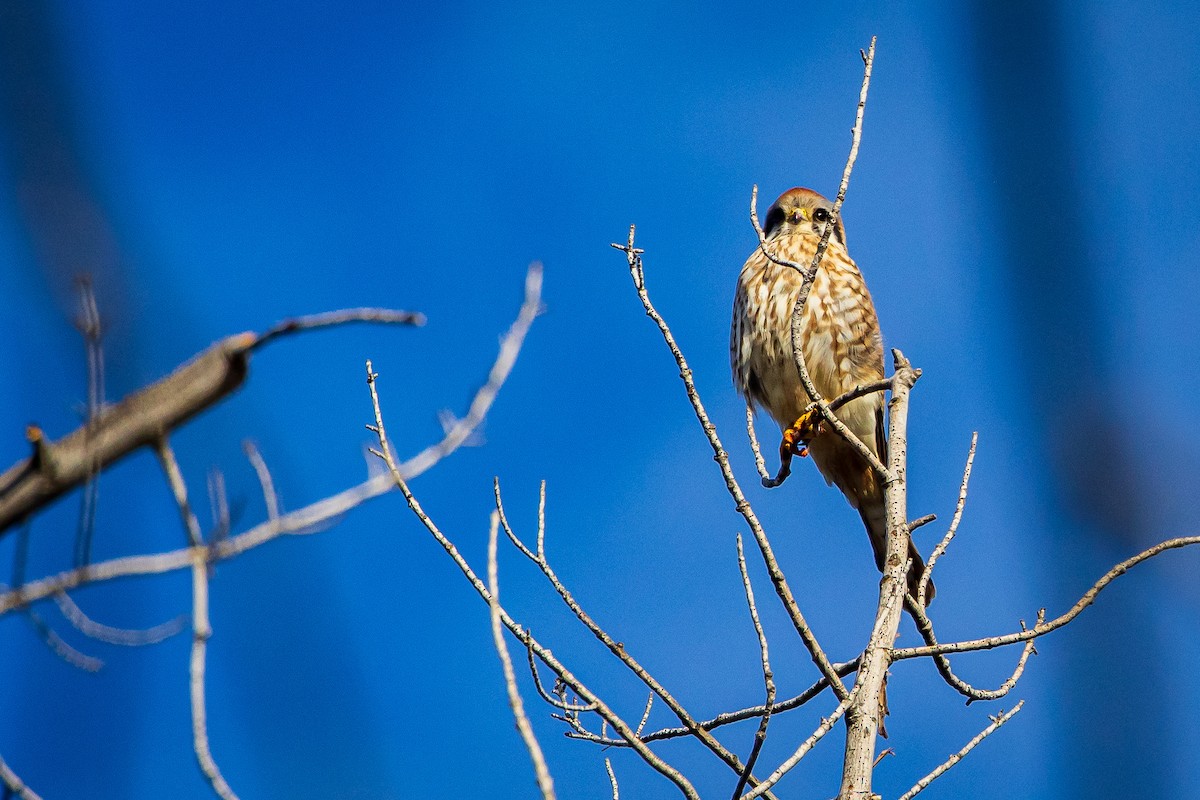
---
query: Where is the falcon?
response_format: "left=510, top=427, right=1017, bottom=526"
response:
left=730, top=187, right=932, bottom=604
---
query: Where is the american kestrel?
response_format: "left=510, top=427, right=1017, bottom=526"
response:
left=730, top=187, right=932, bottom=604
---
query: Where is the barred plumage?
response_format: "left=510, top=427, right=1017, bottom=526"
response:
left=731, top=187, right=932, bottom=603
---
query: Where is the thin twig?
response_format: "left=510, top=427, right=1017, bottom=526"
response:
left=252, top=308, right=425, bottom=349
left=487, top=511, right=555, bottom=800
left=731, top=535, right=775, bottom=800
left=525, top=643, right=597, bottom=712
left=919, top=432, right=976, bottom=607
left=242, top=440, right=280, bottom=521
left=893, top=535, right=1200, bottom=661
left=635, top=694, right=655, bottom=737
left=744, top=402, right=772, bottom=482
left=73, top=277, right=104, bottom=566
left=605, top=758, right=619, bottom=800
left=571, top=659, right=860, bottom=746
left=903, top=599, right=1041, bottom=702
left=896, top=702, right=1025, bottom=800
left=612, top=228, right=848, bottom=701
left=741, top=693, right=855, bottom=800
left=155, top=439, right=203, bottom=547
left=393, top=264, right=543, bottom=480
left=23, top=607, right=102, bottom=671
left=53, top=591, right=186, bottom=646
left=366, top=365, right=699, bottom=800
left=189, top=546, right=239, bottom=800
left=492, top=478, right=777, bottom=795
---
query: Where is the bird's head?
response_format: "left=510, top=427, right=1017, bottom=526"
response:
left=762, top=187, right=846, bottom=248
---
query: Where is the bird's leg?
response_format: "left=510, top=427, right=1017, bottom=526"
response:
left=764, top=407, right=822, bottom=489
left=782, top=407, right=823, bottom=458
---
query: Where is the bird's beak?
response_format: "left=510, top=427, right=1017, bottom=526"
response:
left=790, top=208, right=808, bottom=224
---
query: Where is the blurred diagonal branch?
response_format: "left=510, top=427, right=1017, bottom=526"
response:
left=0, top=307, right=423, bottom=536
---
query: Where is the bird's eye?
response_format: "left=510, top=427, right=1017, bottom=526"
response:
left=813, top=207, right=830, bottom=223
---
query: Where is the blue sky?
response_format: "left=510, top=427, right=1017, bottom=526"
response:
left=1, top=2, right=1198, bottom=798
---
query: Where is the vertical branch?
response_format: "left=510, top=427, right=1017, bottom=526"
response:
left=74, top=277, right=104, bottom=566
left=487, top=511, right=555, bottom=800
left=155, top=439, right=203, bottom=547
left=189, top=547, right=239, bottom=800
left=731, top=535, right=775, bottom=800
left=838, top=350, right=919, bottom=798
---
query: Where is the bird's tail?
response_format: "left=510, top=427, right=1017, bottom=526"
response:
left=859, top=491, right=934, bottom=606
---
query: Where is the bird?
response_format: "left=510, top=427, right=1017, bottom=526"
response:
left=730, top=187, right=932, bottom=605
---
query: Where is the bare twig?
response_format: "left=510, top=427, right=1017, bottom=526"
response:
left=919, top=432, right=977, bottom=607
left=896, top=702, right=1025, bottom=800
left=568, top=661, right=862, bottom=747
left=744, top=402, right=772, bottom=483
left=904, top=600, right=1041, bottom=702
left=892, top=535, right=1200, bottom=661
left=605, top=758, right=619, bottom=800
left=242, top=441, right=280, bottom=520
left=22, top=607, right=102, bottom=671
left=635, top=694, right=655, bottom=737
left=53, top=591, right=186, bottom=646
left=366, top=365, right=700, bottom=800
left=189, top=545, right=239, bottom=800
left=0, top=271, right=539, bottom=618
left=487, top=511, right=555, bottom=800
left=525, top=643, right=597, bottom=712
left=252, top=308, right=424, bottom=349
left=758, top=37, right=889, bottom=486
left=731, top=535, right=775, bottom=800
left=492, top=480, right=777, bottom=795
left=393, top=264, right=542, bottom=480
left=741, top=693, right=854, bottom=800
left=73, top=277, right=104, bottom=566
left=155, top=439, right=204, bottom=547
left=612, top=228, right=848, bottom=702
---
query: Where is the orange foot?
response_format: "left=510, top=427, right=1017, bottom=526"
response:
left=781, top=408, right=822, bottom=458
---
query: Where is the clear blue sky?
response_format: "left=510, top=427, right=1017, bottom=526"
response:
left=2, top=2, right=1198, bottom=798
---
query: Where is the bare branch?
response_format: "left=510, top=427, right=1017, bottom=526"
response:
left=612, top=227, right=848, bottom=702
left=53, top=591, right=186, bottom=646
left=839, top=343, right=916, bottom=799
left=0, top=306, right=424, bottom=536
left=731, top=535, right=775, bottom=800
left=0, top=272, right=539, bottom=618
left=493, top=481, right=777, bottom=796
left=189, top=546, right=239, bottom=800
left=893, top=535, right=1200, bottom=661
left=524, top=643, right=597, bottom=713
left=919, top=432, right=977, bottom=607
left=365, top=364, right=700, bottom=800
left=741, top=693, right=854, bottom=800
left=487, top=511, right=555, bottom=800
left=605, top=758, right=619, bottom=800
left=904, top=599, right=1041, bottom=702
left=155, top=438, right=204, bottom=547
left=0, top=753, right=44, bottom=800
left=23, top=607, right=102, bottom=671
left=242, top=441, right=280, bottom=521
left=896, top=702, right=1025, bottom=800
left=252, top=308, right=424, bottom=350
left=744, top=402, right=772, bottom=483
